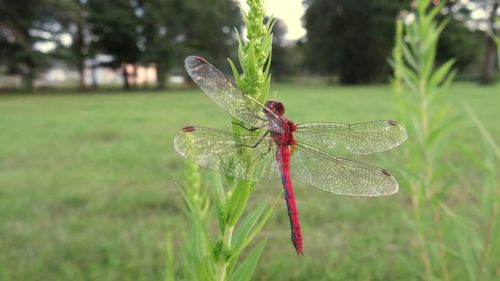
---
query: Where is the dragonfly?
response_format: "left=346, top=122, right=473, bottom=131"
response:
left=174, top=56, right=407, bottom=255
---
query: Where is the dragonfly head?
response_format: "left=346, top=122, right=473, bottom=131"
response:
left=264, top=100, right=285, bottom=116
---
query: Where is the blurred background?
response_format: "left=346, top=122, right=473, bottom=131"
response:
left=0, top=0, right=499, bottom=280
left=0, top=0, right=498, bottom=90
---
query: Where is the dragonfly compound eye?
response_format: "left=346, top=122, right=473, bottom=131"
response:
left=274, top=102, right=285, bottom=116
left=265, top=100, right=285, bottom=116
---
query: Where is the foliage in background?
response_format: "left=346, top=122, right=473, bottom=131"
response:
left=437, top=18, right=483, bottom=73
left=167, top=1, right=277, bottom=280
left=448, top=0, right=500, bottom=83
left=391, top=0, right=499, bottom=280
left=88, top=0, right=142, bottom=90
left=303, top=0, right=409, bottom=83
left=454, top=103, right=499, bottom=281
left=391, top=2, right=457, bottom=278
left=0, top=0, right=241, bottom=90
left=89, top=0, right=241, bottom=90
left=0, top=0, right=72, bottom=90
left=2, top=0, right=498, bottom=90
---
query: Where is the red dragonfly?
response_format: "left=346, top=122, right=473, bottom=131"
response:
left=174, top=56, right=407, bottom=255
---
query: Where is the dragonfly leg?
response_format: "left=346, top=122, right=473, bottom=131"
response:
left=258, top=139, right=273, bottom=159
left=236, top=131, right=270, bottom=149
left=235, top=131, right=273, bottom=163
left=253, top=140, right=273, bottom=163
left=232, top=122, right=266, bottom=132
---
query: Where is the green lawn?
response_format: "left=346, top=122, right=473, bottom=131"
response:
left=0, top=82, right=499, bottom=281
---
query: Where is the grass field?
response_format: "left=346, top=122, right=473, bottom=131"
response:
left=1, top=82, right=499, bottom=281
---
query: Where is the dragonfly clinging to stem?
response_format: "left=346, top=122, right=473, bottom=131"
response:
left=174, top=56, right=407, bottom=255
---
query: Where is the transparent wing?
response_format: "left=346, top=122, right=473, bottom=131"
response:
left=185, top=56, right=272, bottom=129
left=290, top=143, right=399, bottom=196
left=295, top=120, right=407, bottom=155
left=174, top=126, right=278, bottom=181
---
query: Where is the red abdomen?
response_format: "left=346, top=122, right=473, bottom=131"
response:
left=276, top=144, right=303, bottom=255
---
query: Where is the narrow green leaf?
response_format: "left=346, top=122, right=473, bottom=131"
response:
left=212, top=174, right=227, bottom=233
left=263, top=51, right=272, bottom=81
left=262, top=34, right=273, bottom=60
left=417, top=0, right=431, bottom=14
left=212, top=174, right=226, bottom=206
left=175, top=182, right=192, bottom=215
left=398, top=65, right=419, bottom=94
left=233, top=194, right=279, bottom=254
left=233, top=205, right=267, bottom=250
left=228, top=58, right=243, bottom=88
left=428, top=1, right=446, bottom=21
left=435, top=17, right=450, bottom=37
left=234, top=28, right=246, bottom=69
left=246, top=43, right=257, bottom=84
left=230, top=240, right=267, bottom=281
left=429, top=59, right=455, bottom=89
left=402, top=44, right=419, bottom=71
left=421, top=41, right=436, bottom=82
left=226, top=180, right=251, bottom=227
left=262, top=75, right=272, bottom=102
left=426, top=114, right=462, bottom=147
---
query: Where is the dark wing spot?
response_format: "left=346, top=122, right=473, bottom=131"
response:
left=182, top=126, right=196, bottom=132
left=387, top=120, right=399, bottom=126
left=381, top=169, right=392, bottom=177
left=194, top=56, right=208, bottom=64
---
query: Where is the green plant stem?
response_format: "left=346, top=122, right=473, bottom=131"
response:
left=393, top=1, right=455, bottom=279
left=420, top=78, right=449, bottom=281
left=214, top=0, right=271, bottom=279
left=410, top=183, right=433, bottom=277
left=421, top=67, right=450, bottom=281
left=223, top=226, right=234, bottom=252
left=217, top=225, right=234, bottom=281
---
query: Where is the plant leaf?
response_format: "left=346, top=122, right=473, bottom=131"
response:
left=230, top=240, right=267, bottom=281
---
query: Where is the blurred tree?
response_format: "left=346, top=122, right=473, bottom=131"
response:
left=448, top=0, right=500, bottom=83
left=1, top=0, right=242, bottom=90
left=88, top=0, right=141, bottom=90
left=49, top=0, right=91, bottom=89
left=437, top=18, right=484, bottom=75
left=136, top=0, right=241, bottom=89
left=0, top=0, right=65, bottom=90
left=138, top=0, right=180, bottom=89
left=182, top=0, right=241, bottom=73
left=68, top=0, right=92, bottom=89
left=303, top=0, right=409, bottom=84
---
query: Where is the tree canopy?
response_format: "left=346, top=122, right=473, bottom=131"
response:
left=0, top=0, right=242, bottom=90
left=303, top=0, right=409, bottom=84
left=0, top=0, right=73, bottom=89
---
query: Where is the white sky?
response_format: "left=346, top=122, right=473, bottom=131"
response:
left=236, top=0, right=306, bottom=40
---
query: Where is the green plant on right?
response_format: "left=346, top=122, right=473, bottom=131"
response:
left=390, top=0, right=458, bottom=280
left=391, top=0, right=499, bottom=280
left=450, top=103, right=499, bottom=281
